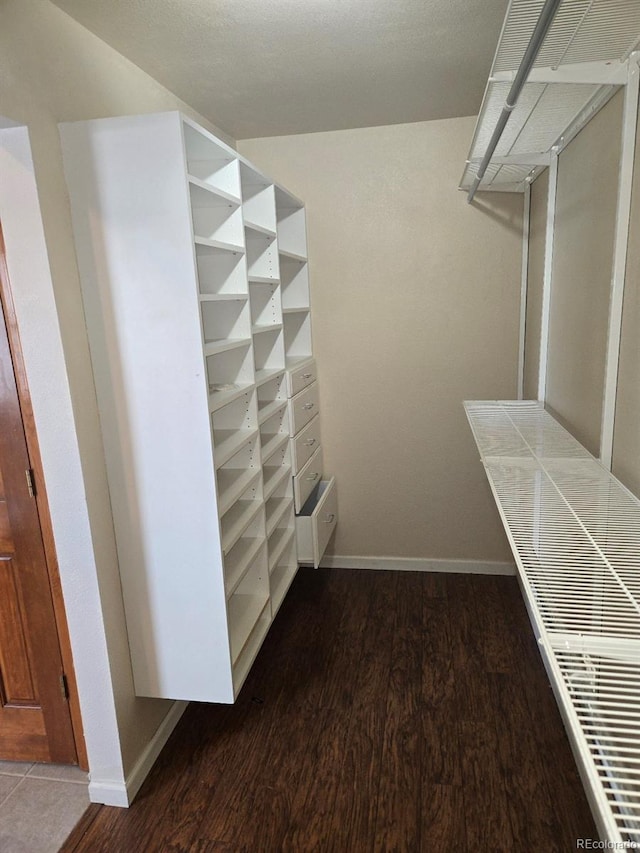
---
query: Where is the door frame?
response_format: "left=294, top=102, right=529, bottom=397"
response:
left=0, top=227, right=86, bottom=767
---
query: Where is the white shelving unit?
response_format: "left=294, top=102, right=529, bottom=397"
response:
left=274, top=187, right=314, bottom=369
left=59, top=111, right=327, bottom=702
left=272, top=188, right=338, bottom=567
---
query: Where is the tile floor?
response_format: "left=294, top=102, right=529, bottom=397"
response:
left=0, top=761, right=88, bottom=852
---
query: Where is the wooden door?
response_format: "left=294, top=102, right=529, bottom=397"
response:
left=0, top=228, right=77, bottom=764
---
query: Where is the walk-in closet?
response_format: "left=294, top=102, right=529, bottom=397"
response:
left=0, top=0, right=640, bottom=849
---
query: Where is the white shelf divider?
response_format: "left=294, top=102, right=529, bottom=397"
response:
left=195, top=236, right=245, bottom=254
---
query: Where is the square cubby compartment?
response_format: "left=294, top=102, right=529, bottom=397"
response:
left=241, top=167, right=276, bottom=234
left=183, top=123, right=241, bottom=199
left=216, top=437, right=261, bottom=516
left=262, top=441, right=292, bottom=502
left=265, top=471, right=294, bottom=539
left=206, top=342, right=253, bottom=398
left=223, top=508, right=266, bottom=596
left=227, top=547, right=270, bottom=667
left=246, top=232, right=279, bottom=282
left=195, top=244, right=247, bottom=297
left=253, top=327, right=284, bottom=374
left=260, top=401, right=290, bottom=463
left=284, top=310, right=312, bottom=361
left=276, top=200, right=307, bottom=259
left=257, top=373, right=287, bottom=423
left=201, top=297, right=250, bottom=346
left=190, top=182, right=244, bottom=247
left=250, top=281, right=282, bottom=330
left=280, top=257, right=309, bottom=310
left=220, top=476, right=264, bottom=556
left=268, top=512, right=295, bottom=576
left=269, top=535, right=298, bottom=618
left=212, top=390, right=259, bottom=468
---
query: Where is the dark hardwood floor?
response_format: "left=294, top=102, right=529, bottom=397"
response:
left=62, top=568, right=597, bottom=852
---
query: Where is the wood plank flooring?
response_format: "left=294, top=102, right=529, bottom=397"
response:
left=62, top=568, right=597, bottom=852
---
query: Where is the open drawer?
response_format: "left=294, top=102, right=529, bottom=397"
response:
left=295, top=477, right=337, bottom=568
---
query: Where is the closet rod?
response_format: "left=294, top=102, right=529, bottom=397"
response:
left=467, top=0, right=563, bottom=203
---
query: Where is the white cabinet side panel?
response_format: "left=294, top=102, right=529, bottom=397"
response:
left=61, top=113, right=233, bottom=701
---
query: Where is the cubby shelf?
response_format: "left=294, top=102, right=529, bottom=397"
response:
left=258, top=398, right=288, bottom=425
left=268, top=526, right=295, bottom=573
left=204, top=338, right=252, bottom=357
left=265, top=496, right=294, bottom=537
left=200, top=293, right=248, bottom=303
left=217, top=466, right=261, bottom=516
left=195, top=236, right=245, bottom=254
left=285, top=354, right=314, bottom=371
left=228, top=591, right=270, bottom=664
left=279, top=249, right=307, bottom=263
left=270, top=557, right=298, bottom=619
left=263, top=463, right=292, bottom=501
left=252, top=323, right=283, bottom=335
left=244, top=221, right=277, bottom=238
left=209, top=383, right=255, bottom=413
left=188, top=175, right=241, bottom=207
left=248, top=274, right=280, bottom=284
left=255, top=367, right=285, bottom=387
left=261, top=431, right=289, bottom=463
left=213, top=428, right=259, bottom=469
left=221, top=497, right=263, bottom=555
left=231, top=603, right=271, bottom=689
left=282, top=307, right=309, bottom=315
left=225, top=536, right=266, bottom=598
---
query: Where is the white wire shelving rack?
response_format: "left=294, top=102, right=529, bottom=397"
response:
left=465, top=399, right=640, bottom=844
left=460, top=0, right=640, bottom=194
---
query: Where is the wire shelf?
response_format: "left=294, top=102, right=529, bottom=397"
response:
left=465, top=399, right=640, bottom=842
left=460, top=0, right=640, bottom=193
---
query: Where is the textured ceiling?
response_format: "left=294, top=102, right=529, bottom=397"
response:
left=50, top=0, right=509, bottom=140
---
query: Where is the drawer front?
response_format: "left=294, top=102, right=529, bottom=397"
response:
left=293, top=446, right=323, bottom=513
left=287, top=359, right=316, bottom=398
left=295, top=477, right=338, bottom=568
left=289, top=381, right=319, bottom=436
left=291, top=414, right=321, bottom=474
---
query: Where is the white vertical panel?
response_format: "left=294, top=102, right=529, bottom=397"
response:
left=60, top=113, right=234, bottom=702
left=538, top=150, right=558, bottom=401
left=518, top=182, right=531, bottom=399
left=601, top=56, right=640, bottom=470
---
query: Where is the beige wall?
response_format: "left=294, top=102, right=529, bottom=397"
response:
left=613, top=91, right=640, bottom=496
left=240, top=119, right=523, bottom=563
left=0, top=0, right=233, bottom=779
left=544, top=91, right=623, bottom=456
left=523, top=168, right=549, bottom=400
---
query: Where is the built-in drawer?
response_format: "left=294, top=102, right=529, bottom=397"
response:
left=287, top=359, right=316, bottom=398
left=289, top=381, right=319, bottom=436
left=293, top=446, right=323, bottom=513
left=291, top=414, right=321, bottom=474
left=295, top=478, right=337, bottom=568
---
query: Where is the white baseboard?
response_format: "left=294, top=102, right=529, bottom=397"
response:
left=87, top=779, right=130, bottom=808
left=88, top=699, right=188, bottom=807
left=319, top=555, right=516, bottom=576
